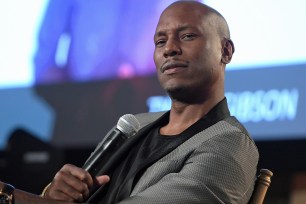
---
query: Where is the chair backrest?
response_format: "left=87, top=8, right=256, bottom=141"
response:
left=248, top=169, right=273, bottom=204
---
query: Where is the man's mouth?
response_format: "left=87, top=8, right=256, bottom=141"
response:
left=161, top=61, right=188, bottom=73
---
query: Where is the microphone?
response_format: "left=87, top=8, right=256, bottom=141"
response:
left=82, top=114, right=140, bottom=177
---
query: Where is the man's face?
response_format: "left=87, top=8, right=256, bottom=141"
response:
left=153, top=3, right=224, bottom=101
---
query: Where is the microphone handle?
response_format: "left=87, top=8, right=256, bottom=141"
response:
left=82, top=128, right=128, bottom=176
left=82, top=129, right=129, bottom=202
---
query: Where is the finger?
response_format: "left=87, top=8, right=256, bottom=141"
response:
left=62, top=164, right=94, bottom=187
left=48, top=184, right=84, bottom=202
left=56, top=166, right=91, bottom=196
left=96, top=175, right=110, bottom=186
left=50, top=170, right=88, bottom=201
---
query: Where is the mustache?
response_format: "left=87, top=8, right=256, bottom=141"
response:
left=160, top=60, right=189, bottom=73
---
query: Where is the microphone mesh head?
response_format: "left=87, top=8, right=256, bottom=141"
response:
left=117, top=114, right=140, bottom=137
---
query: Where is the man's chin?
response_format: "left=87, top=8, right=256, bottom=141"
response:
left=166, top=86, right=192, bottom=103
left=166, top=85, right=207, bottom=104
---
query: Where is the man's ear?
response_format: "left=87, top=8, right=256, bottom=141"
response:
left=221, top=38, right=235, bottom=64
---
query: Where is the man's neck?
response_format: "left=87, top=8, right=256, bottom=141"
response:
left=160, top=96, right=223, bottom=135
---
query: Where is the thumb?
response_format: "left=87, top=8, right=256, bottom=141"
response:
left=96, top=175, right=110, bottom=185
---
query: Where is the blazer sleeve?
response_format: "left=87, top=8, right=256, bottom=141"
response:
left=118, top=130, right=259, bottom=204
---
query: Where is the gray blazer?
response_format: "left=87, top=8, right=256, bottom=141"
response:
left=116, top=111, right=259, bottom=204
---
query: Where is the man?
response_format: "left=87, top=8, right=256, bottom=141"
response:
left=1, top=1, right=258, bottom=203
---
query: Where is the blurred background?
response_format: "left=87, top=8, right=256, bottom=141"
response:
left=0, top=0, right=306, bottom=203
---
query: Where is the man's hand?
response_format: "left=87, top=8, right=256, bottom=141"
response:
left=43, top=164, right=110, bottom=202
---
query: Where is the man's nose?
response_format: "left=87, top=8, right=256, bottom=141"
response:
left=163, top=39, right=182, bottom=58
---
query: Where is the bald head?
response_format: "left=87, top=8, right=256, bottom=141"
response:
left=160, top=1, right=234, bottom=52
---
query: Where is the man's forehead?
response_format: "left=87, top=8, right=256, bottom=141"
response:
left=155, top=8, right=213, bottom=34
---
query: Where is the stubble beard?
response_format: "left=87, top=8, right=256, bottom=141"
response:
left=166, top=85, right=203, bottom=104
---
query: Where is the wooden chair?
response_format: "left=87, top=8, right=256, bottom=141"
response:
left=248, top=169, right=273, bottom=204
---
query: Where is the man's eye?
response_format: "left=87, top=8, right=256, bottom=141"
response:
left=181, top=34, right=196, bottom=40
left=155, top=40, right=166, bottom=47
